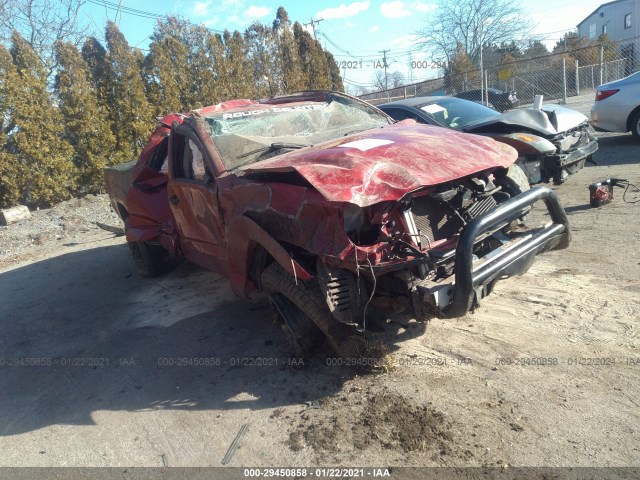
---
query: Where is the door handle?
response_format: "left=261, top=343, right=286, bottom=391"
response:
left=169, top=195, right=180, bottom=205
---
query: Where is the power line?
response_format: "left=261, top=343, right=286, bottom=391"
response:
left=86, top=0, right=223, bottom=33
left=321, top=19, right=380, bottom=54
left=87, top=0, right=162, bottom=20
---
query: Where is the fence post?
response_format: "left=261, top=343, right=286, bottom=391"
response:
left=484, top=69, right=488, bottom=105
left=404, top=86, right=407, bottom=99
left=599, top=44, right=604, bottom=86
left=562, top=57, right=567, bottom=104
left=575, top=59, right=579, bottom=96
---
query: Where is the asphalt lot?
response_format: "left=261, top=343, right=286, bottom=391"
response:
left=0, top=127, right=639, bottom=472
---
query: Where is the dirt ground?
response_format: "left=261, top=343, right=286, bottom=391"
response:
left=0, top=131, right=639, bottom=472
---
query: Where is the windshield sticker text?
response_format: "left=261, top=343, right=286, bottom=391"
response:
left=222, top=104, right=325, bottom=120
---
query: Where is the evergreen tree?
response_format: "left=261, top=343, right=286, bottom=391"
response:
left=325, top=51, right=344, bottom=91
left=245, top=22, right=278, bottom=98
left=145, top=17, right=219, bottom=113
left=81, top=37, right=111, bottom=110
left=293, top=22, right=330, bottom=90
left=0, top=44, right=21, bottom=208
left=55, top=41, right=116, bottom=194
left=273, top=8, right=305, bottom=93
left=187, top=25, right=219, bottom=107
left=105, top=21, right=153, bottom=163
left=146, top=17, right=190, bottom=114
left=204, top=32, right=227, bottom=103
left=272, top=6, right=290, bottom=31
left=5, top=32, right=75, bottom=207
left=222, top=30, right=253, bottom=99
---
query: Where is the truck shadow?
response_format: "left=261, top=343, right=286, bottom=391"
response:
left=0, top=244, right=423, bottom=436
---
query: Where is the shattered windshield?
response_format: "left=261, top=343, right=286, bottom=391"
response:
left=203, top=95, right=391, bottom=170
left=419, top=98, right=501, bottom=130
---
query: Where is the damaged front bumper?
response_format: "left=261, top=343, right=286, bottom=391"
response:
left=544, top=137, right=598, bottom=183
left=550, top=136, right=599, bottom=167
left=415, top=186, right=570, bottom=318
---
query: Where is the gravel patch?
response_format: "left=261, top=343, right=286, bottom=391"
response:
left=0, top=194, right=123, bottom=267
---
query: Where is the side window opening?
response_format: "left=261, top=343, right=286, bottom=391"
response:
left=172, top=133, right=188, bottom=179
left=172, top=132, right=213, bottom=185
left=190, top=139, right=208, bottom=182
left=148, top=136, right=169, bottom=172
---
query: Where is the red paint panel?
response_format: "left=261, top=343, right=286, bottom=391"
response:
left=242, top=124, right=517, bottom=206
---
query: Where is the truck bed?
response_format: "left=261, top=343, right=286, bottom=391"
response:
left=104, top=160, right=137, bottom=221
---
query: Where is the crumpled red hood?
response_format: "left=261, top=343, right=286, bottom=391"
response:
left=241, top=123, right=517, bottom=207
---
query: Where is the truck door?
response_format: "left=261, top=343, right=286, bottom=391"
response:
left=167, top=125, right=228, bottom=275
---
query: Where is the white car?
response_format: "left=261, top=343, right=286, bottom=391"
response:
left=591, top=71, right=640, bottom=140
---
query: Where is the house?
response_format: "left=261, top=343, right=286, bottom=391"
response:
left=577, top=0, right=639, bottom=41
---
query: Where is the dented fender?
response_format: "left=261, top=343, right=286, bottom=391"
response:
left=226, top=215, right=313, bottom=297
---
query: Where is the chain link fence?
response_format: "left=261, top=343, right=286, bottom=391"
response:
left=360, top=36, right=640, bottom=108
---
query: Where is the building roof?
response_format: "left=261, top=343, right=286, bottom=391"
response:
left=577, top=0, right=634, bottom=27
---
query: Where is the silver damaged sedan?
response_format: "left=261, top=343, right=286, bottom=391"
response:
left=591, top=70, right=640, bottom=141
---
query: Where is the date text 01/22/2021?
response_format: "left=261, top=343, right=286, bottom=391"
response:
left=337, top=60, right=446, bottom=70
left=243, top=468, right=391, bottom=477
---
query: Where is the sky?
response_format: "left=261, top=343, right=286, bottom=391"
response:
left=80, top=0, right=608, bottom=94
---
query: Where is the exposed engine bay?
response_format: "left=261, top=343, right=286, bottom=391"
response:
left=317, top=169, right=566, bottom=328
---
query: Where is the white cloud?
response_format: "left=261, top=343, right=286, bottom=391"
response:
left=380, top=1, right=411, bottom=18
left=245, top=5, right=270, bottom=18
left=380, top=1, right=435, bottom=18
left=317, top=1, right=370, bottom=20
left=193, top=0, right=211, bottom=16
left=368, top=25, right=379, bottom=33
left=413, top=1, right=436, bottom=13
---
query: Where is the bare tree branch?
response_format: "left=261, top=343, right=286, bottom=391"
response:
left=417, top=0, right=532, bottom=65
left=0, top=0, right=92, bottom=78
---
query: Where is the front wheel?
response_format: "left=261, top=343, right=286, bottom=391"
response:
left=261, top=262, right=367, bottom=358
left=500, top=164, right=531, bottom=196
left=261, top=262, right=327, bottom=356
left=631, top=110, right=640, bottom=141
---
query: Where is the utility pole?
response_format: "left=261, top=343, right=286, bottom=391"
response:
left=380, top=49, right=390, bottom=90
left=303, top=17, right=324, bottom=40
left=479, top=23, right=484, bottom=106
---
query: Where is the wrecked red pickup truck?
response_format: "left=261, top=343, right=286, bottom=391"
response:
left=104, top=91, right=570, bottom=354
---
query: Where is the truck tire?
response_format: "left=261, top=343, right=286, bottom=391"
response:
left=261, top=262, right=364, bottom=357
left=123, top=217, right=166, bottom=277
left=500, top=164, right=530, bottom=196
left=129, top=241, right=166, bottom=277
